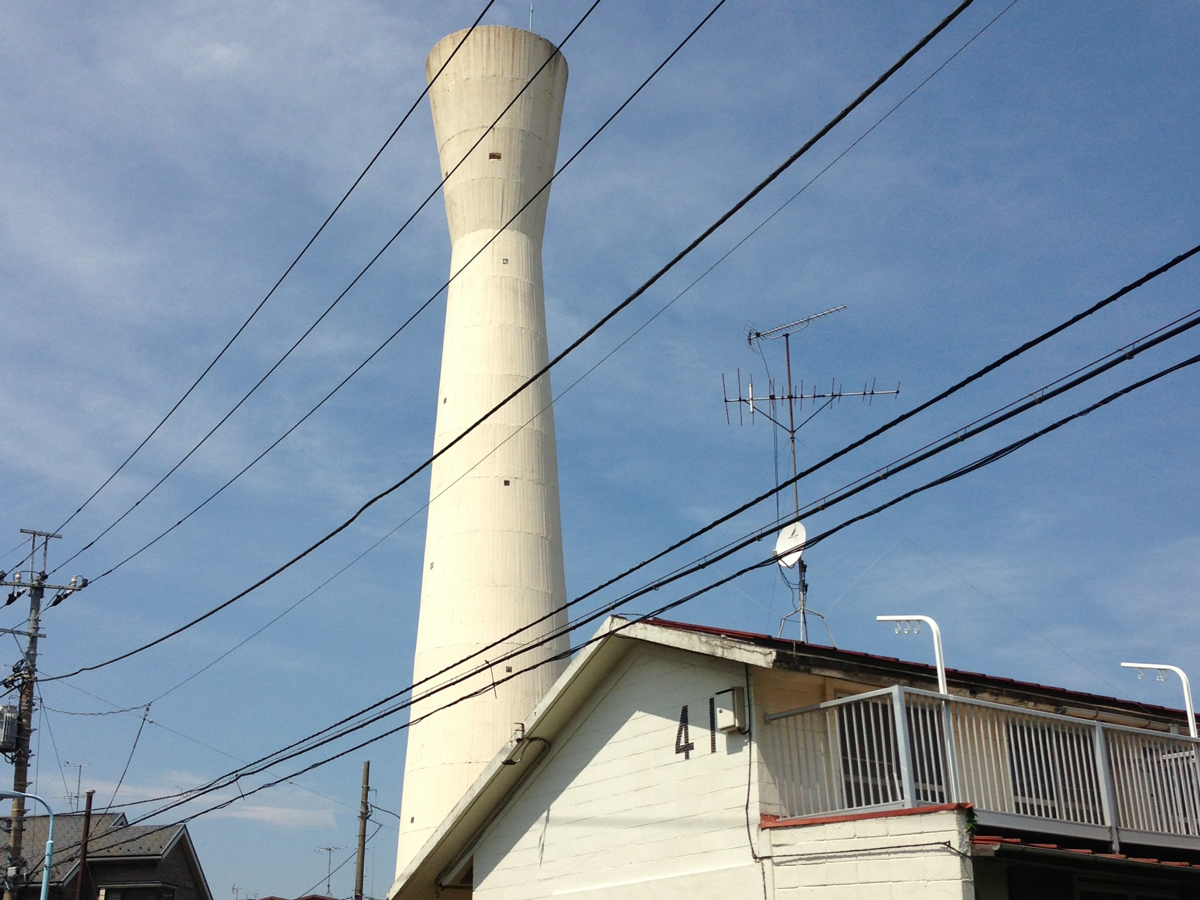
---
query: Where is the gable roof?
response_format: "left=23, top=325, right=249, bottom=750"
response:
left=13, top=814, right=212, bottom=900
left=387, top=615, right=1194, bottom=899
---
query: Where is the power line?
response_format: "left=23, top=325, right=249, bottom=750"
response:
left=41, top=345, right=1200, bottom=867
left=101, top=704, right=151, bottom=813
left=46, top=1, right=499, bottom=542
left=51, top=0, right=597, bottom=577
left=62, top=0, right=726, bottom=584
left=111, top=0, right=1024, bottom=704
left=99, top=309, right=1200, bottom=823
left=74, top=342, right=1199, bottom=837
left=42, top=0, right=978, bottom=681
left=70, top=268, right=1200, bottom=834
left=163, top=349, right=1200, bottom=812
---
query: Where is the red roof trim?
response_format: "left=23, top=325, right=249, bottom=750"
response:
left=760, top=803, right=972, bottom=830
left=971, top=836, right=1200, bottom=870
left=642, top=617, right=1184, bottom=719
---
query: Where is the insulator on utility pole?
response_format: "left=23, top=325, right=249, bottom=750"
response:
left=2, top=529, right=87, bottom=900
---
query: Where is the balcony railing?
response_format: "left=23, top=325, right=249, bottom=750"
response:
left=764, top=686, right=1200, bottom=851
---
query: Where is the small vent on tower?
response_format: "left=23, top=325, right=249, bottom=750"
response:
left=489, top=151, right=502, bottom=160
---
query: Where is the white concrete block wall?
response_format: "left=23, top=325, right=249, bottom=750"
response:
left=766, top=808, right=975, bottom=900
left=472, top=645, right=765, bottom=899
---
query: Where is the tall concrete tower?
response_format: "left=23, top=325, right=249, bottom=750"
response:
left=394, top=26, right=571, bottom=877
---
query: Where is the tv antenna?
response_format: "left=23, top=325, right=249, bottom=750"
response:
left=315, top=846, right=346, bottom=896
left=721, top=307, right=898, bottom=643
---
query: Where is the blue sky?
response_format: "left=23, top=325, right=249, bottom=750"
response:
left=3, top=0, right=1199, bottom=895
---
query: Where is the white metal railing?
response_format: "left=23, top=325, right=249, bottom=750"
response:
left=764, top=686, right=1200, bottom=850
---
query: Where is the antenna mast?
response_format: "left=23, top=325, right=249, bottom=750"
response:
left=721, top=307, right=899, bottom=643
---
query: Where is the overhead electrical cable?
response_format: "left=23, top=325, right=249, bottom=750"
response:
left=564, top=242, right=1200, bottom=605
left=108, top=0, right=1026, bottom=701
left=56, top=0, right=718, bottom=581
left=101, top=311, right=1200, bottom=818
left=56, top=355, right=1200, bottom=852
left=48, top=2, right=497, bottom=541
left=43, top=0, right=978, bottom=679
left=52, top=0, right=602, bottom=576
left=114, top=304, right=1200, bottom=816
left=101, top=704, right=151, bottom=813
left=51, top=677, right=361, bottom=814
left=207, top=241, right=1200, bottom=740
left=82, top=285, right=1200, bottom=828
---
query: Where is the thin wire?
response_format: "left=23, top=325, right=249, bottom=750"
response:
left=43, top=0, right=976, bottom=681
left=32, top=696, right=42, bottom=799
left=41, top=703, right=145, bottom=716
left=104, top=292, right=1200, bottom=810
left=48, top=1, right=499, bottom=539
left=78, top=0, right=715, bottom=583
left=127, top=350, right=1200, bottom=819
left=882, top=524, right=1126, bottom=694
left=48, top=348, right=1200, bottom=862
left=51, top=0, right=592, bottom=576
left=35, top=694, right=73, bottom=807
left=102, top=704, right=150, bottom=813
left=53, top=679, right=360, bottom=814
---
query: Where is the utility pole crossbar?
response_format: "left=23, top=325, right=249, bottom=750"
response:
left=3, top=530, right=87, bottom=900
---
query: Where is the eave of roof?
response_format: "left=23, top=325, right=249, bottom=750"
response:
left=971, top=834, right=1200, bottom=876
left=646, top=618, right=1191, bottom=728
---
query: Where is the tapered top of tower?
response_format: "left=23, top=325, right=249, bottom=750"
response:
left=426, top=25, right=568, bottom=86
left=425, top=25, right=568, bottom=241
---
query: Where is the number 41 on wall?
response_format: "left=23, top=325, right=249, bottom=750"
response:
left=675, top=687, right=745, bottom=760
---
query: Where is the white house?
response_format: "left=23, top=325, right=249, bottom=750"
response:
left=387, top=616, right=1200, bottom=900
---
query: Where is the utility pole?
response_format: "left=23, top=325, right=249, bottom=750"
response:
left=353, top=761, right=370, bottom=900
left=1, top=530, right=86, bottom=900
left=74, top=790, right=94, bottom=900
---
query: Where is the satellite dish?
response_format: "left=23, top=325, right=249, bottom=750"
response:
left=774, top=521, right=806, bottom=568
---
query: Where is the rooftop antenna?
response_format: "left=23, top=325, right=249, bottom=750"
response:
left=530, top=2, right=534, bottom=30
left=62, top=760, right=88, bottom=811
left=725, top=306, right=899, bottom=517
left=316, top=846, right=346, bottom=896
left=723, top=306, right=897, bottom=643
left=772, top=522, right=835, bottom=645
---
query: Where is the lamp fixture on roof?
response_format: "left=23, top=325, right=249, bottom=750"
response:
left=1121, top=661, right=1196, bottom=738
left=877, top=614, right=947, bottom=695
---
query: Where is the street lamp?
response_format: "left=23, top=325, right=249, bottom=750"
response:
left=1121, top=662, right=1197, bottom=739
left=0, top=790, right=54, bottom=900
left=877, top=615, right=948, bottom=695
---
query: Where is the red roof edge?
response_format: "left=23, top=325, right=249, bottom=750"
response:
left=640, top=617, right=1185, bottom=720
left=760, top=803, right=973, bottom=830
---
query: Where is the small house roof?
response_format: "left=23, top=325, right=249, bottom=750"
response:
left=387, top=615, right=1194, bottom=899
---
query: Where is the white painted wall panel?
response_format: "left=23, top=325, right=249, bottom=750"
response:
left=767, top=808, right=974, bottom=900
left=472, top=645, right=766, bottom=900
